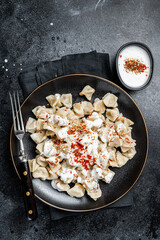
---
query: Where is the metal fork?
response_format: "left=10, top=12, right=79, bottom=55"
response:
left=9, top=91, right=38, bottom=220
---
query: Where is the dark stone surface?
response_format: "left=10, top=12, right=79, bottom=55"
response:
left=0, top=0, right=160, bottom=239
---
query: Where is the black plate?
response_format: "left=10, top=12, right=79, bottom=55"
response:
left=116, top=42, right=154, bottom=90
left=10, top=74, right=148, bottom=212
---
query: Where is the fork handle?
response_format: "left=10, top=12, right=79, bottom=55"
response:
left=17, top=156, right=38, bottom=220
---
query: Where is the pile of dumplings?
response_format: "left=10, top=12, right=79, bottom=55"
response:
left=26, top=85, right=136, bottom=201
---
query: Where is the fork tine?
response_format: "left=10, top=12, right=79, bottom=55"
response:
left=9, top=92, right=17, bottom=132
left=13, top=91, right=21, bottom=131
left=17, top=91, right=24, bottom=131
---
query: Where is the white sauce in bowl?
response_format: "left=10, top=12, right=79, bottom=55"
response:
left=118, top=45, right=151, bottom=89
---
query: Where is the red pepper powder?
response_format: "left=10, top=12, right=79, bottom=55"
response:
left=124, top=58, right=147, bottom=74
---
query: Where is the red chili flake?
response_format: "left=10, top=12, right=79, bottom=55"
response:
left=26, top=120, right=28, bottom=124
left=119, top=136, right=122, bottom=139
left=56, top=182, right=59, bottom=184
left=124, top=58, right=147, bottom=74
left=48, top=161, right=53, bottom=165
left=87, top=154, right=92, bottom=159
left=146, top=74, right=148, bottom=77
left=77, top=142, right=84, bottom=149
left=37, top=116, right=39, bottom=119
left=70, top=171, right=72, bottom=174
left=46, top=114, right=48, bottom=118
left=56, top=153, right=59, bottom=156
left=67, top=129, right=76, bottom=134
left=40, top=131, right=42, bottom=133
left=120, top=55, right=122, bottom=58
left=109, top=159, right=113, bottom=162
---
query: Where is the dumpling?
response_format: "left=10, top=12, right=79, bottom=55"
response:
left=55, top=127, right=68, bottom=140
left=98, top=127, right=110, bottom=143
left=98, top=113, right=105, bottom=121
left=123, top=117, right=134, bottom=127
left=56, top=107, right=69, bottom=118
left=32, top=106, right=42, bottom=116
left=102, top=168, right=115, bottom=184
left=46, top=94, right=62, bottom=107
left=122, top=135, right=136, bottom=148
left=83, top=178, right=98, bottom=190
left=115, top=121, right=128, bottom=135
left=104, top=118, right=114, bottom=128
left=116, top=151, right=129, bottom=167
left=66, top=110, right=79, bottom=122
left=67, top=183, right=85, bottom=198
left=28, top=159, right=39, bottom=172
left=36, top=119, right=44, bottom=131
left=86, top=184, right=102, bottom=201
left=121, top=146, right=131, bottom=153
left=32, top=167, right=49, bottom=180
left=47, top=166, right=58, bottom=180
left=51, top=179, right=70, bottom=191
left=73, top=102, right=84, bottom=117
left=81, top=101, right=94, bottom=115
left=26, top=117, right=37, bottom=133
left=79, top=85, right=95, bottom=101
left=30, top=131, right=47, bottom=144
left=107, top=150, right=118, bottom=167
left=93, top=98, right=105, bottom=113
left=108, top=135, right=123, bottom=147
left=122, top=147, right=136, bottom=159
left=48, top=163, right=61, bottom=175
left=60, top=94, right=72, bottom=108
left=42, top=122, right=55, bottom=132
left=36, top=142, right=45, bottom=154
left=106, top=108, right=119, bottom=122
left=34, top=106, right=48, bottom=119
left=45, top=130, right=55, bottom=137
left=102, top=93, right=118, bottom=107
left=36, top=155, right=48, bottom=167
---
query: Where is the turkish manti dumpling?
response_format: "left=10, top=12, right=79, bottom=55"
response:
left=26, top=85, right=136, bottom=201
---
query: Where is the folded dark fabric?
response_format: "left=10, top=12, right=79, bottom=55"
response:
left=18, top=51, right=133, bottom=220
left=19, top=51, right=112, bottom=98
left=49, top=189, right=133, bottom=220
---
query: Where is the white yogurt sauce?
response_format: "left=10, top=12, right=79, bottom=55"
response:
left=118, top=45, right=151, bottom=88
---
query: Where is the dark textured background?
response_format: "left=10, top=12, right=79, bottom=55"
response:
left=0, top=0, right=160, bottom=239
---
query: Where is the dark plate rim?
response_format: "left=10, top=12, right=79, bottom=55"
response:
left=116, top=41, right=154, bottom=90
left=10, top=73, right=149, bottom=212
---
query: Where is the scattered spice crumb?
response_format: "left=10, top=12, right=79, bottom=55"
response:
left=124, top=58, right=147, bottom=74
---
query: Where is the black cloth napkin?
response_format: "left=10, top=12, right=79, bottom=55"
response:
left=19, top=51, right=133, bottom=220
